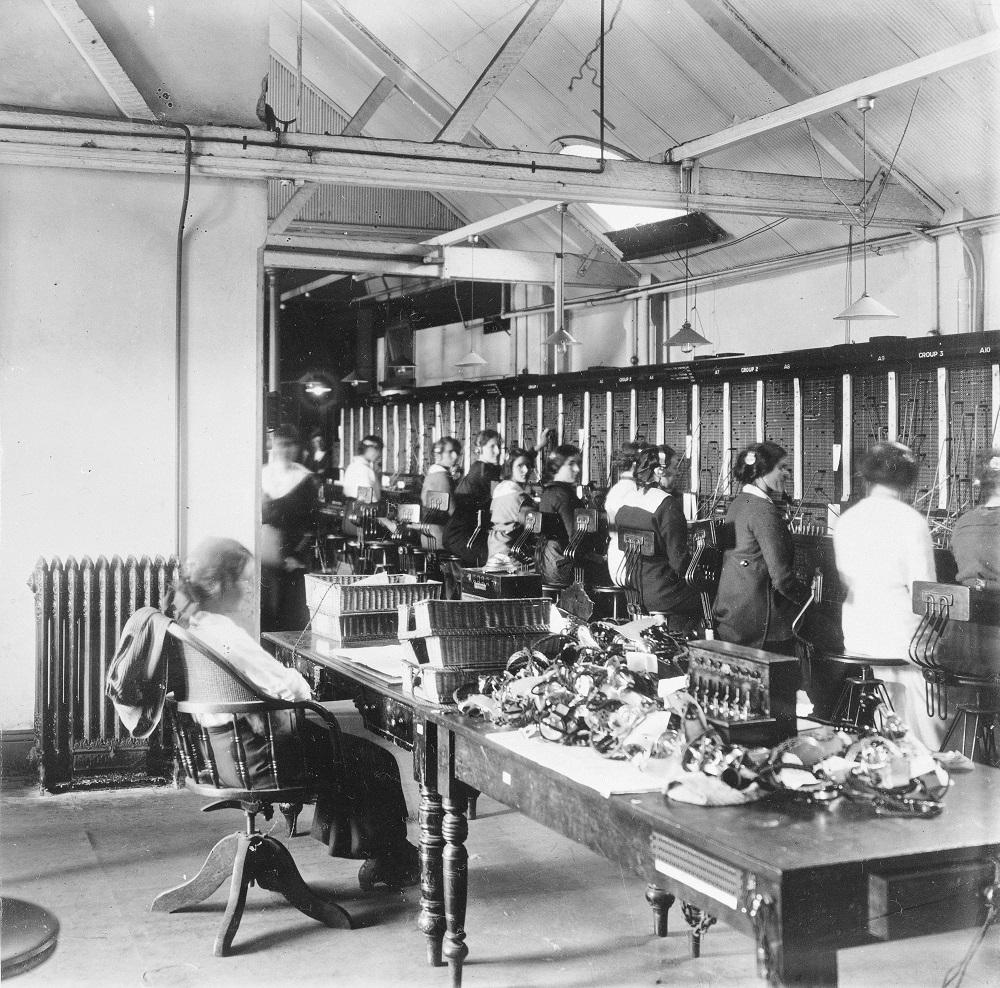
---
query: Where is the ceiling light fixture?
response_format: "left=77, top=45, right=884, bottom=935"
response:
left=665, top=240, right=711, bottom=354
left=304, top=380, right=332, bottom=398
left=341, top=370, right=367, bottom=386
left=455, top=235, right=487, bottom=375
left=544, top=204, right=580, bottom=358
left=835, top=96, right=898, bottom=322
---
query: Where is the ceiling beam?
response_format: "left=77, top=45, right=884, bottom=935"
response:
left=435, top=0, right=566, bottom=143
left=665, top=29, right=1000, bottom=163
left=42, top=0, right=156, bottom=120
left=0, top=114, right=935, bottom=227
left=267, top=182, right=319, bottom=236
left=680, top=0, right=948, bottom=215
left=341, top=76, right=395, bottom=137
left=267, top=234, right=434, bottom=255
left=421, top=200, right=561, bottom=246
left=280, top=272, right=349, bottom=301
left=438, top=245, right=636, bottom=288
left=264, top=249, right=438, bottom=276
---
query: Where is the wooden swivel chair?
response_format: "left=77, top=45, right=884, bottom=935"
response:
left=152, top=624, right=353, bottom=956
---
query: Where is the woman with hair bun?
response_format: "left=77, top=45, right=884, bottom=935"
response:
left=261, top=425, right=317, bottom=632
left=714, top=442, right=809, bottom=652
left=833, top=441, right=938, bottom=746
left=608, top=447, right=700, bottom=628
left=952, top=447, right=1000, bottom=591
left=487, top=446, right=536, bottom=560
left=444, top=428, right=503, bottom=565
left=420, top=436, right=461, bottom=550
left=174, top=537, right=419, bottom=890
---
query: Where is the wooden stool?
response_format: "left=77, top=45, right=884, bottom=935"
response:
left=940, top=674, right=1000, bottom=767
left=1, top=899, right=59, bottom=978
left=827, top=654, right=907, bottom=730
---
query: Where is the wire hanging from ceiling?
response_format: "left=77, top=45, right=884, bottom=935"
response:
left=568, top=0, right=624, bottom=91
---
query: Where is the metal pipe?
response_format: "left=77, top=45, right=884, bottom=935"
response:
left=267, top=269, right=280, bottom=392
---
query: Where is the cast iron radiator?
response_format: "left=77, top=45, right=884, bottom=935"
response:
left=29, top=554, right=179, bottom=792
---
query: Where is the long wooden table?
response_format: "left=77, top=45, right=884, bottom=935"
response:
left=422, top=708, right=1000, bottom=988
left=264, top=633, right=1000, bottom=987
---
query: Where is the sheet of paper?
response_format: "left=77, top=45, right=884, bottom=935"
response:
left=311, top=639, right=405, bottom=683
left=486, top=729, right=668, bottom=798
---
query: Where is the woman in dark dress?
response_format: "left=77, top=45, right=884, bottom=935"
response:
left=714, top=442, right=809, bottom=653
left=443, top=429, right=502, bottom=566
left=175, top=537, right=418, bottom=889
left=953, top=447, right=1000, bottom=591
left=538, top=444, right=584, bottom=588
left=609, top=447, right=700, bottom=629
left=261, top=425, right=317, bottom=632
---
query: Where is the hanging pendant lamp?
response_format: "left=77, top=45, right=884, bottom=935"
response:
left=341, top=370, right=368, bottom=386
left=545, top=204, right=580, bottom=357
left=455, top=236, right=488, bottom=374
left=835, top=96, right=898, bottom=322
left=665, top=243, right=711, bottom=353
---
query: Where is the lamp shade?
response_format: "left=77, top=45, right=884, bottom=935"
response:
left=543, top=327, right=580, bottom=348
left=341, top=370, right=368, bottom=384
left=454, top=350, right=488, bottom=368
left=665, top=321, right=711, bottom=350
left=833, top=292, right=899, bottom=321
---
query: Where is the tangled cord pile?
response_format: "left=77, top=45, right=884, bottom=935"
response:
left=453, top=613, right=954, bottom=817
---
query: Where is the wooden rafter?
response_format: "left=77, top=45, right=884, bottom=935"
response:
left=680, top=0, right=949, bottom=215
left=42, top=0, right=156, bottom=120
left=342, top=76, right=395, bottom=137
left=666, top=29, right=1000, bottom=163
left=421, top=200, right=561, bottom=246
left=267, top=182, right=319, bottom=236
left=435, top=0, right=566, bottom=144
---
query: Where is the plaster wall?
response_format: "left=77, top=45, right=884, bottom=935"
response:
left=0, top=165, right=266, bottom=731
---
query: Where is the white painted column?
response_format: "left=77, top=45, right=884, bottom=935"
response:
left=518, top=395, right=525, bottom=447
left=582, top=391, right=591, bottom=485
left=690, top=384, right=701, bottom=493
left=449, top=400, right=457, bottom=438
left=392, top=405, right=400, bottom=472
left=464, top=400, right=472, bottom=471
left=557, top=393, right=564, bottom=444
left=605, top=391, right=613, bottom=483
left=755, top=379, right=765, bottom=443
left=405, top=404, right=412, bottom=471
left=792, top=378, right=803, bottom=502
left=629, top=388, right=637, bottom=441
left=937, top=367, right=949, bottom=509
left=887, top=371, right=898, bottom=441
left=417, top=403, right=425, bottom=472
left=721, top=381, right=733, bottom=489
left=841, top=374, right=853, bottom=502
left=434, top=402, right=443, bottom=443
left=656, top=386, right=665, bottom=445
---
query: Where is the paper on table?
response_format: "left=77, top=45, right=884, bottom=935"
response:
left=311, top=639, right=405, bottom=683
left=486, top=730, right=667, bottom=798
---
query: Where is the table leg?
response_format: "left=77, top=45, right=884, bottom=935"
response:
left=645, top=884, right=675, bottom=937
left=417, top=785, right=445, bottom=967
left=442, top=792, right=470, bottom=988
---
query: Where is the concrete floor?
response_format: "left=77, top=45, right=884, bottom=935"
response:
left=2, top=777, right=998, bottom=988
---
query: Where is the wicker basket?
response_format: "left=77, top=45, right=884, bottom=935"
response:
left=398, top=598, right=552, bottom=669
left=305, top=574, right=442, bottom=645
left=401, top=658, right=506, bottom=705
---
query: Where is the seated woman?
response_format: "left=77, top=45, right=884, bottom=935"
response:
left=341, top=435, right=383, bottom=539
left=261, top=425, right=317, bottom=632
left=607, top=447, right=701, bottom=630
left=714, top=442, right=809, bottom=654
left=487, top=447, right=536, bottom=561
left=952, top=447, right=1000, bottom=591
left=174, top=537, right=418, bottom=889
left=537, top=444, right=585, bottom=588
left=604, top=440, right=647, bottom=528
left=834, top=442, right=941, bottom=748
left=419, top=436, right=461, bottom=551
left=443, top=429, right=502, bottom=566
